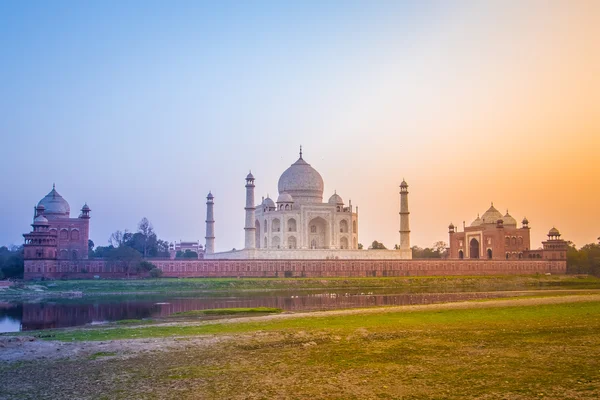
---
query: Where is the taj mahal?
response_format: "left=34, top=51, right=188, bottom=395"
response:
left=203, top=148, right=412, bottom=260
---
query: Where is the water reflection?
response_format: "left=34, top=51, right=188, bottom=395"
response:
left=1, top=291, right=526, bottom=333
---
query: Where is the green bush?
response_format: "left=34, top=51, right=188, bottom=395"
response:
left=149, top=267, right=163, bottom=278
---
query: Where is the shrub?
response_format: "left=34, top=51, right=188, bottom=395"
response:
left=149, top=267, right=163, bottom=278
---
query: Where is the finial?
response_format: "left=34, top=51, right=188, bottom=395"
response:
left=334, top=189, right=337, bottom=194
left=53, top=183, right=55, bottom=190
left=299, top=145, right=303, bottom=159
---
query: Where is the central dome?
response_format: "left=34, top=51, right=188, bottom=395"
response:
left=278, top=151, right=324, bottom=204
left=37, top=185, right=70, bottom=219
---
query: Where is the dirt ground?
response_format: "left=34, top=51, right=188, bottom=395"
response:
left=2, top=293, right=598, bottom=363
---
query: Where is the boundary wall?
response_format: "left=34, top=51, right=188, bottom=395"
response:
left=24, top=258, right=567, bottom=280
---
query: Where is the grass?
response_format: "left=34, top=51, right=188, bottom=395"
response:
left=1, top=297, right=599, bottom=399
left=171, top=307, right=282, bottom=317
left=3, top=274, right=600, bottom=299
left=115, top=319, right=154, bottom=325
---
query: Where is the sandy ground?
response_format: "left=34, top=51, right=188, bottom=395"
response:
left=1, top=293, right=599, bottom=363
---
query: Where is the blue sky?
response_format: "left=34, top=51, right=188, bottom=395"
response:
left=2, top=1, right=599, bottom=250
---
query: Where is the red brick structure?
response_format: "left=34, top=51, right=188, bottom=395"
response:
left=448, top=203, right=567, bottom=262
left=23, top=185, right=91, bottom=261
left=24, top=258, right=566, bottom=280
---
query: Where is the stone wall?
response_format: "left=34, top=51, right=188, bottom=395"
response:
left=24, top=258, right=566, bottom=280
left=204, top=248, right=412, bottom=260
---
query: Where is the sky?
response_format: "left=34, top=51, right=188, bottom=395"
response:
left=1, top=1, right=599, bottom=251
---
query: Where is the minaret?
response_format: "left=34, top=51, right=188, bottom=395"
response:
left=399, top=179, right=411, bottom=255
left=205, top=192, right=215, bottom=254
left=244, top=172, right=256, bottom=249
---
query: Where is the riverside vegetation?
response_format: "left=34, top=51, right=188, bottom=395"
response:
left=2, top=274, right=600, bottom=300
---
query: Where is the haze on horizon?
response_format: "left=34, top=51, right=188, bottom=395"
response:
left=1, top=1, right=598, bottom=252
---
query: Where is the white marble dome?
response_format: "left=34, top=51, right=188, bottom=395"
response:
left=328, top=192, right=344, bottom=205
left=37, top=185, right=70, bottom=218
left=278, top=154, right=324, bottom=204
left=262, top=196, right=276, bottom=208
left=277, top=192, right=294, bottom=203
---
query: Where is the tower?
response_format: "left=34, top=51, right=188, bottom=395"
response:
left=244, top=172, right=256, bottom=249
left=399, top=179, right=411, bottom=255
left=205, top=192, right=215, bottom=254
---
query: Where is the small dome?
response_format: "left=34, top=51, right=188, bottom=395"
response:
left=277, top=192, right=294, bottom=203
left=262, top=196, right=276, bottom=208
left=37, top=185, right=70, bottom=218
left=328, top=192, right=344, bottom=205
left=470, top=214, right=482, bottom=227
left=246, top=171, right=254, bottom=180
left=81, top=203, right=91, bottom=211
left=522, top=217, right=529, bottom=225
left=400, top=179, right=408, bottom=189
left=448, top=222, right=455, bottom=229
left=481, top=203, right=503, bottom=224
left=206, top=192, right=214, bottom=199
left=503, top=210, right=517, bottom=226
left=548, top=227, right=561, bottom=237
left=33, top=215, right=49, bottom=224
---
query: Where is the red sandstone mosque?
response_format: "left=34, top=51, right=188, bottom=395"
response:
left=23, top=185, right=91, bottom=262
left=447, top=203, right=568, bottom=261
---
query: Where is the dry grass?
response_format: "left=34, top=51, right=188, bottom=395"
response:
left=1, top=296, right=599, bottom=399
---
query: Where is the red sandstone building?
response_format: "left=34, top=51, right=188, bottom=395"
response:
left=448, top=203, right=567, bottom=261
left=23, top=185, right=91, bottom=262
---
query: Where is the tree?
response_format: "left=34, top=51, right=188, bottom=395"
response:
left=370, top=241, right=386, bottom=250
left=176, top=250, right=198, bottom=259
left=88, top=239, right=95, bottom=258
left=0, top=246, right=24, bottom=279
left=433, top=241, right=448, bottom=254
left=358, top=243, right=364, bottom=250
left=109, top=230, right=128, bottom=248
left=106, top=246, right=142, bottom=278
left=137, top=217, right=154, bottom=258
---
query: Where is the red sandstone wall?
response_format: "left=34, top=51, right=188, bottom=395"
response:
left=24, top=258, right=567, bottom=280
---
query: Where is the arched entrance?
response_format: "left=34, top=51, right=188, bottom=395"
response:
left=469, top=238, right=480, bottom=259
left=308, top=217, right=329, bottom=249
left=340, top=237, right=349, bottom=249
left=487, top=249, right=493, bottom=259
left=458, top=250, right=464, bottom=259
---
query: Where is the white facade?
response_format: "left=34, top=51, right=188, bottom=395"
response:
left=205, top=149, right=411, bottom=260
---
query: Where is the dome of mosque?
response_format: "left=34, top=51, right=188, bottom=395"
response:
left=278, top=150, right=324, bottom=203
left=33, top=215, right=49, bottom=225
left=328, top=192, right=344, bottom=205
left=548, top=227, right=561, bottom=237
left=262, top=196, right=276, bottom=208
left=503, top=211, right=517, bottom=226
left=37, top=185, right=70, bottom=218
left=481, top=204, right=503, bottom=224
left=277, top=192, right=294, bottom=203
left=470, top=214, right=483, bottom=227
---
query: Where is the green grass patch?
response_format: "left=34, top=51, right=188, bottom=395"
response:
left=4, top=274, right=599, bottom=299
left=171, top=307, right=282, bottom=317
left=43, top=297, right=600, bottom=342
left=114, top=319, right=153, bottom=325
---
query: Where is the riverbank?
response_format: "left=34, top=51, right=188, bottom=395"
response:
left=1, top=293, right=599, bottom=399
left=2, top=274, right=599, bottom=300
